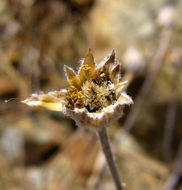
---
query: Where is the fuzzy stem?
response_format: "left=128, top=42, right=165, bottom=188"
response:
left=96, top=126, right=123, bottom=190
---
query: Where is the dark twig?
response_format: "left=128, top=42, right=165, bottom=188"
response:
left=163, top=97, right=178, bottom=162
left=162, top=72, right=180, bottom=162
left=162, top=142, right=182, bottom=190
left=163, top=55, right=182, bottom=162
left=123, top=28, right=172, bottom=133
left=97, top=126, right=123, bottom=190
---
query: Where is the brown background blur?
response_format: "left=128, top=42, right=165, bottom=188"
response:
left=0, top=0, right=182, bottom=189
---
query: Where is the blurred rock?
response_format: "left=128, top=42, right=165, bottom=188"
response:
left=86, top=0, right=182, bottom=58
left=0, top=153, right=35, bottom=190
left=0, top=127, right=24, bottom=165
left=0, top=77, right=17, bottom=96
left=44, top=129, right=99, bottom=190
left=16, top=114, right=73, bottom=165
left=2, top=19, right=21, bottom=39
left=27, top=167, right=44, bottom=190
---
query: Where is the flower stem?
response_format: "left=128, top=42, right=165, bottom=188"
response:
left=96, top=126, right=123, bottom=190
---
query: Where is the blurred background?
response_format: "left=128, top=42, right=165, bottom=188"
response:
left=0, top=0, right=182, bottom=189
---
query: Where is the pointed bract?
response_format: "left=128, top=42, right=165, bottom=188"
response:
left=83, top=48, right=96, bottom=78
left=103, top=50, right=115, bottom=75
left=117, top=93, right=133, bottom=105
left=114, top=81, right=128, bottom=97
left=84, top=48, right=95, bottom=68
left=64, top=65, right=81, bottom=90
left=78, top=63, right=89, bottom=85
left=110, top=64, right=120, bottom=84
left=79, top=49, right=96, bottom=85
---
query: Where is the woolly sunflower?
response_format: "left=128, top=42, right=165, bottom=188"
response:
left=22, top=49, right=133, bottom=128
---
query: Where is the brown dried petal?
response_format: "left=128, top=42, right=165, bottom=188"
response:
left=64, top=65, right=81, bottom=90
left=22, top=92, right=65, bottom=111
left=78, top=49, right=96, bottom=84
left=117, top=93, right=133, bottom=105
left=103, top=50, right=115, bottom=75
left=114, top=81, right=128, bottom=97
left=109, top=64, right=120, bottom=84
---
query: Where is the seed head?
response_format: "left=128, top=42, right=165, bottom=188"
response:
left=157, top=5, right=175, bottom=28
left=123, top=46, right=146, bottom=73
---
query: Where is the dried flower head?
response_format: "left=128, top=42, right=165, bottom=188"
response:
left=123, top=46, right=146, bottom=73
left=157, top=5, right=175, bottom=28
left=22, top=49, right=133, bottom=129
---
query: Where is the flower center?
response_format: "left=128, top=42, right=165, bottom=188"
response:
left=65, top=72, right=116, bottom=112
left=82, top=72, right=116, bottom=112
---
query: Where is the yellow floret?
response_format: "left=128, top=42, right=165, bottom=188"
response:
left=66, top=86, right=84, bottom=108
left=81, top=64, right=91, bottom=71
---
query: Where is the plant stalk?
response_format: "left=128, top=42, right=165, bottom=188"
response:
left=97, top=126, right=123, bottom=190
